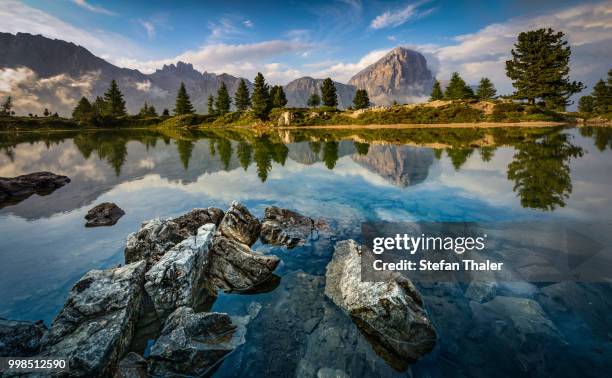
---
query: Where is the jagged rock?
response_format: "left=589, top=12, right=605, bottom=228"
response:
left=465, top=281, right=497, bottom=303
left=0, top=171, right=70, bottom=208
left=85, top=202, right=125, bottom=227
left=172, top=207, right=224, bottom=238
left=125, top=218, right=183, bottom=266
left=114, top=352, right=148, bottom=378
left=284, top=77, right=356, bottom=109
left=148, top=307, right=246, bottom=377
left=145, top=224, right=216, bottom=317
left=0, top=318, right=47, bottom=357
left=38, top=261, right=146, bottom=378
left=325, top=240, right=436, bottom=362
left=260, top=206, right=332, bottom=249
left=208, top=236, right=280, bottom=291
left=218, top=201, right=261, bottom=246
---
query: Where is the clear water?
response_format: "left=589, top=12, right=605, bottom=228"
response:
left=0, top=126, right=611, bottom=377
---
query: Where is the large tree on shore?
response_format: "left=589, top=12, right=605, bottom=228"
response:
left=103, top=80, right=127, bottom=117
left=234, top=79, right=251, bottom=111
left=444, top=72, right=474, bottom=100
left=307, top=93, right=321, bottom=107
left=207, top=95, right=215, bottom=115
left=430, top=80, right=443, bottom=101
left=215, top=82, right=232, bottom=115
left=505, top=28, right=583, bottom=109
left=72, top=97, right=92, bottom=120
left=174, top=82, right=195, bottom=115
left=251, top=72, right=271, bottom=119
left=352, top=89, right=370, bottom=109
left=270, top=85, right=288, bottom=108
left=1, top=96, right=14, bottom=116
left=321, top=78, right=338, bottom=107
left=476, top=77, right=497, bottom=99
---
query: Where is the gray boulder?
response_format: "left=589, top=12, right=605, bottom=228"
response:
left=173, top=207, right=225, bottom=238
left=38, top=261, right=146, bottom=378
left=208, top=235, right=280, bottom=291
left=145, top=224, right=216, bottom=317
left=125, top=218, right=183, bottom=266
left=113, top=352, right=148, bottom=378
left=0, top=171, right=70, bottom=208
left=148, top=307, right=246, bottom=377
left=260, top=206, right=330, bottom=248
left=0, top=318, right=47, bottom=357
left=325, top=240, right=436, bottom=362
left=85, top=202, right=125, bottom=227
left=218, top=201, right=261, bottom=246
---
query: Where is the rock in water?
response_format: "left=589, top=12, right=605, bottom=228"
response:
left=325, top=240, right=436, bottom=362
left=114, top=352, right=148, bottom=378
left=0, top=318, right=47, bottom=357
left=260, top=206, right=328, bottom=248
left=38, top=261, right=146, bottom=378
left=148, top=307, right=246, bottom=377
left=125, top=218, right=183, bottom=266
left=218, top=201, right=261, bottom=246
left=85, top=202, right=125, bottom=227
left=0, top=171, right=70, bottom=208
left=145, top=224, right=217, bottom=317
left=208, top=236, right=280, bottom=291
left=172, top=207, right=225, bottom=237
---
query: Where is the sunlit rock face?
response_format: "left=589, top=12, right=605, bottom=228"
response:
left=284, top=77, right=357, bottom=109
left=348, top=47, right=435, bottom=106
left=352, top=145, right=435, bottom=187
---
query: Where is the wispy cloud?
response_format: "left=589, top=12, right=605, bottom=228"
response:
left=311, top=48, right=390, bottom=82
left=243, top=20, right=254, bottom=28
left=139, top=20, right=155, bottom=38
left=71, top=0, right=115, bottom=16
left=370, top=0, right=435, bottom=30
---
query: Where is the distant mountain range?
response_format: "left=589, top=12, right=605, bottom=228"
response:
left=0, top=32, right=435, bottom=116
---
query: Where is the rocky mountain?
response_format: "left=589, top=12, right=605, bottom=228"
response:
left=0, top=32, right=251, bottom=116
left=348, top=47, right=434, bottom=106
left=284, top=77, right=356, bottom=109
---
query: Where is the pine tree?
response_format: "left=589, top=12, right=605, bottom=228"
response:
left=72, top=97, right=92, bottom=120
left=430, top=80, right=443, bottom=100
left=147, top=104, right=157, bottom=116
left=162, top=108, right=169, bottom=116
left=251, top=72, right=271, bottom=119
left=321, top=78, right=338, bottom=107
left=476, top=77, right=497, bottom=99
left=591, top=79, right=609, bottom=114
left=92, top=96, right=106, bottom=116
left=174, top=82, right=195, bottom=115
left=578, top=95, right=594, bottom=113
left=307, top=93, right=321, bottom=107
left=215, top=82, right=232, bottom=115
left=43, top=108, right=50, bottom=117
left=1, top=96, right=12, bottom=116
left=444, top=72, right=474, bottom=100
left=139, top=101, right=151, bottom=116
left=207, top=95, right=216, bottom=115
left=352, top=89, right=370, bottom=109
left=271, top=85, right=288, bottom=108
left=234, top=79, right=251, bottom=111
left=505, top=28, right=583, bottom=108
left=103, top=80, right=127, bottom=117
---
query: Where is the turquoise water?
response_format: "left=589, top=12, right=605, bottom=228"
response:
left=0, top=126, right=611, bottom=376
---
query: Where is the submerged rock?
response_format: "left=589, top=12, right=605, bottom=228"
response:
left=260, top=206, right=330, bottom=248
left=114, top=352, right=148, bottom=378
left=325, top=240, right=436, bottom=362
left=0, top=318, right=47, bottom=357
left=125, top=218, right=183, bottom=266
left=218, top=201, right=261, bottom=246
left=0, top=171, right=70, bottom=208
left=208, top=235, right=280, bottom=291
left=85, top=202, right=125, bottom=227
left=173, top=207, right=224, bottom=237
left=148, top=307, right=246, bottom=377
left=38, top=261, right=146, bottom=378
left=145, top=224, right=217, bottom=317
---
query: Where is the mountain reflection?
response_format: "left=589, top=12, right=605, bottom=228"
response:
left=0, top=126, right=594, bottom=217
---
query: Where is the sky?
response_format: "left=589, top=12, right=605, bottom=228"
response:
left=1, top=0, right=611, bottom=95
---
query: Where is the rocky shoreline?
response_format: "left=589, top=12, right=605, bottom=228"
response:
left=0, top=201, right=437, bottom=377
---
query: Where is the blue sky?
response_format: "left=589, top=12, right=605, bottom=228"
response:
left=2, top=0, right=611, bottom=94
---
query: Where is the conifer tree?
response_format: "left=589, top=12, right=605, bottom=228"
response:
left=307, top=93, right=321, bottom=107
left=591, top=79, right=609, bottom=114
left=207, top=95, right=216, bottom=115
left=578, top=95, right=594, bottom=113
left=430, top=80, right=443, bottom=100
left=505, top=28, right=583, bottom=109
left=103, top=80, right=127, bottom=117
left=72, top=97, right=92, bottom=120
left=0, top=96, right=12, bottom=116
left=174, top=82, right=195, bottom=115
left=271, top=85, right=288, bottom=108
left=476, top=77, right=497, bottom=99
left=92, top=96, right=106, bottom=116
left=352, top=89, right=370, bottom=109
left=147, top=104, right=157, bottom=116
left=215, top=82, right=232, bottom=115
left=43, top=108, right=50, bottom=117
left=444, top=72, right=474, bottom=100
left=321, top=78, right=338, bottom=107
left=251, top=72, right=271, bottom=119
left=162, top=108, right=169, bottom=116
left=234, top=79, right=251, bottom=111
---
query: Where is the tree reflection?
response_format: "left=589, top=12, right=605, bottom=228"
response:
left=479, top=146, right=496, bottom=162
left=217, top=138, right=233, bottom=170
left=580, top=127, right=612, bottom=151
left=354, top=142, right=370, bottom=155
left=236, top=141, right=252, bottom=171
left=446, top=148, right=473, bottom=170
left=507, top=132, right=583, bottom=211
left=176, top=140, right=194, bottom=170
left=323, top=141, right=339, bottom=169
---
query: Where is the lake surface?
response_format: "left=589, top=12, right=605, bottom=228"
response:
left=1, top=126, right=611, bottom=377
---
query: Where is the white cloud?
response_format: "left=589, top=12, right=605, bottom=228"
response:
left=71, top=0, right=115, bottom=16
left=243, top=20, right=254, bottom=28
left=139, top=20, right=155, bottom=38
left=370, top=1, right=435, bottom=29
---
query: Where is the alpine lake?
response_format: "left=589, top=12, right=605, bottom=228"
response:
left=1, top=125, right=611, bottom=377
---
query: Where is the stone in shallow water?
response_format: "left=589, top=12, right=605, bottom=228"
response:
left=0, top=171, right=70, bottom=208
left=260, top=206, right=331, bottom=248
left=208, top=235, right=280, bottom=291
left=148, top=307, right=246, bottom=377
left=145, top=224, right=217, bottom=317
left=0, top=318, right=47, bottom=357
left=85, top=202, right=125, bottom=227
left=38, top=261, right=146, bottom=378
left=113, top=352, right=148, bottom=378
left=218, top=201, right=261, bottom=246
left=125, top=218, right=183, bottom=266
left=325, top=240, right=437, bottom=363
left=172, top=207, right=224, bottom=237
